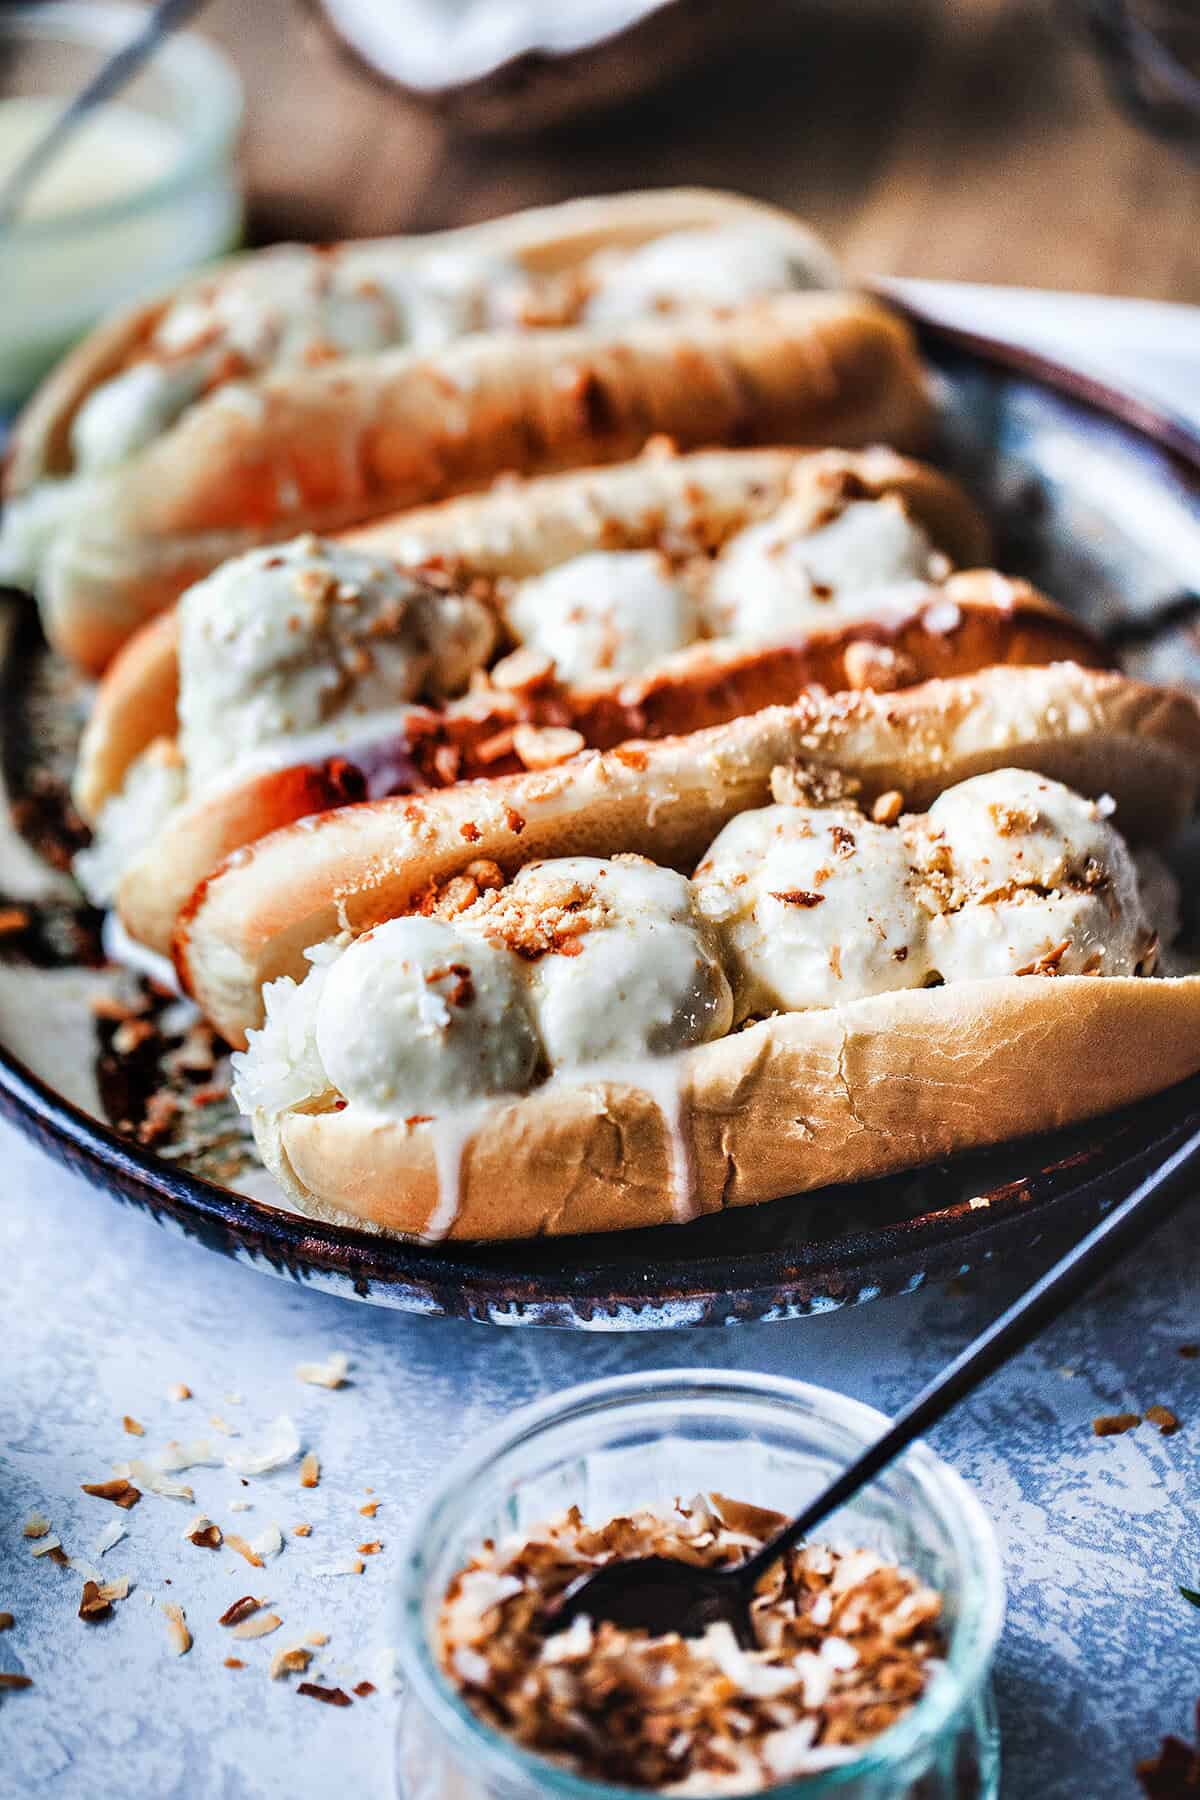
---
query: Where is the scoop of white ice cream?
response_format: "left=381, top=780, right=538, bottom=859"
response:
left=582, top=225, right=837, bottom=328
left=916, top=769, right=1155, bottom=979
left=503, top=550, right=699, bottom=685
left=487, top=857, right=733, bottom=1066
left=177, top=536, right=496, bottom=792
left=694, top=804, right=929, bottom=1017
left=705, top=495, right=939, bottom=644
left=313, top=916, right=540, bottom=1116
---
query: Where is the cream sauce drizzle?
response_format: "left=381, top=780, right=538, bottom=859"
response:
left=414, top=1051, right=695, bottom=1239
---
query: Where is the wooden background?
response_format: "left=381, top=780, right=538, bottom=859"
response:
left=204, top=0, right=1200, bottom=301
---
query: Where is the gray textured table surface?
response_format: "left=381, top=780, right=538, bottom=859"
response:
left=3, top=292, right=1200, bottom=1799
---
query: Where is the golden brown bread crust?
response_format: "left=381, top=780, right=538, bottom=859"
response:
left=112, top=579, right=1108, bottom=958
left=74, top=446, right=981, bottom=822
left=8, top=189, right=838, bottom=495
left=341, top=444, right=990, bottom=574
left=42, top=294, right=929, bottom=672
left=176, top=663, right=1200, bottom=1046
left=261, top=975, right=1200, bottom=1240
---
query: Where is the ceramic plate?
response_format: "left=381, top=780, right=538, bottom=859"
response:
left=1, top=309, right=1198, bottom=1327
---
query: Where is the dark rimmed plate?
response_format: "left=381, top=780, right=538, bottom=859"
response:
left=1, top=309, right=1198, bottom=1327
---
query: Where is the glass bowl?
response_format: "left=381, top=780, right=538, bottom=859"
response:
left=0, top=2, right=243, bottom=408
left=395, top=1370, right=1005, bottom=1799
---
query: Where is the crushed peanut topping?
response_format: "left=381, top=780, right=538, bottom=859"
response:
left=769, top=762, right=863, bottom=810
left=439, top=1495, right=944, bottom=1792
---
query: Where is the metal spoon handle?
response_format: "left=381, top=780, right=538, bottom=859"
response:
left=0, top=0, right=209, bottom=230
left=737, top=1111, right=1200, bottom=1591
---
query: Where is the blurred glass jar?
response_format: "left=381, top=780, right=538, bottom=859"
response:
left=395, top=1370, right=1005, bottom=1800
left=0, top=3, right=243, bottom=409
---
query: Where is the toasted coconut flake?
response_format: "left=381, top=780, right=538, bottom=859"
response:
left=218, top=1595, right=264, bottom=1628
left=184, top=1516, right=223, bottom=1551
left=1094, top=1412, right=1142, bottom=1437
left=353, top=1681, right=376, bottom=1698
left=225, top=1534, right=264, bottom=1570
left=0, top=1673, right=32, bottom=1691
left=439, top=1496, right=943, bottom=1788
left=1146, top=1404, right=1180, bottom=1435
left=306, top=1631, right=329, bottom=1647
left=297, top=1681, right=352, bottom=1706
left=224, top=1657, right=244, bottom=1670
left=270, top=1643, right=313, bottom=1680
left=98, top=1578, right=130, bottom=1603
left=168, top=1383, right=192, bottom=1402
left=22, top=1512, right=50, bottom=1539
left=309, top=1555, right=364, bottom=1578
left=250, top=1523, right=284, bottom=1562
left=357, top=1542, right=382, bottom=1557
left=233, top=1612, right=283, bottom=1642
left=358, top=1501, right=380, bottom=1519
left=293, top=1523, right=313, bottom=1538
left=30, top=1536, right=63, bottom=1558
left=122, top=1416, right=145, bottom=1437
left=81, top=1478, right=141, bottom=1509
left=78, top=1580, right=111, bottom=1622
left=161, top=1602, right=191, bottom=1656
left=295, top=1352, right=350, bottom=1389
left=0, top=1614, right=13, bottom=1632
left=225, top=1416, right=300, bottom=1477
left=94, top=1519, right=127, bottom=1557
left=155, top=1439, right=220, bottom=1473
left=299, top=1453, right=320, bottom=1490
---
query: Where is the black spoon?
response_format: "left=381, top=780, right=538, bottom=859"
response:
left=556, top=1114, right=1200, bottom=1647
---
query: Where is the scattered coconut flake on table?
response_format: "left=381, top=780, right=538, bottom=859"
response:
left=225, top=1534, right=265, bottom=1570
left=114, top=1462, right=194, bottom=1502
left=94, top=1519, right=127, bottom=1557
left=309, top=1555, right=365, bottom=1578
left=233, top=1612, right=282, bottom=1641
left=300, top=1452, right=320, bottom=1489
left=81, top=1478, right=141, bottom=1509
left=29, top=1536, right=62, bottom=1558
left=161, top=1602, right=191, bottom=1656
left=218, top=1596, right=266, bottom=1628
left=155, top=1439, right=220, bottom=1473
left=296, top=1352, right=350, bottom=1389
left=250, top=1522, right=284, bottom=1562
left=22, top=1512, right=50, bottom=1539
left=270, top=1644, right=314, bottom=1680
left=183, top=1515, right=222, bottom=1550
left=225, top=1416, right=301, bottom=1476
left=122, top=1416, right=145, bottom=1437
left=167, top=1383, right=191, bottom=1402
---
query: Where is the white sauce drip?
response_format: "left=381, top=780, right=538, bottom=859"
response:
left=102, top=911, right=181, bottom=994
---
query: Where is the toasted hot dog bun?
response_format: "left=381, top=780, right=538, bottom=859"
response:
left=111, top=576, right=1109, bottom=959
left=261, top=973, right=1200, bottom=1240
left=8, top=190, right=840, bottom=495
left=75, top=446, right=986, bottom=823
left=178, top=663, right=1200, bottom=1048
left=38, top=294, right=929, bottom=672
